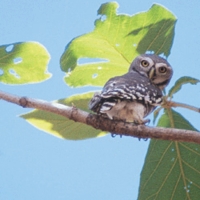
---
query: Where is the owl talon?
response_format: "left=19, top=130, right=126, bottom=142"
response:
left=138, top=137, right=148, bottom=141
left=111, top=133, right=116, bottom=137
left=111, top=133, right=122, bottom=138
left=134, top=118, right=150, bottom=125
left=144, top=119, right=150, bottom=124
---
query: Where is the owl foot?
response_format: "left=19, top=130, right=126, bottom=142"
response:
left=143, top=118, right=150, bottom=124
left=134, top=118, right=150, bottom=125
left=111, top=133, right=122, bottom=138
left=138, top=137, right=148, bottom=141
left=135, top=119, right=150, bottom=141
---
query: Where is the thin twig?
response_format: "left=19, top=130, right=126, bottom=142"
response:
left=164, top=101, right=200, bottom=113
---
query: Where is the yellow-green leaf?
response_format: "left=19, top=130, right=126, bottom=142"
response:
left=0, top=42, right=51, bottom=84
left=20, top=92, right=107, bottom=140
left=60, top=2, right=176, bottom=87
left=138, top=109, right=200, bottom=199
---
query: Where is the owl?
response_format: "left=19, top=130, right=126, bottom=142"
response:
left=89, top=54, right=173, bottom=124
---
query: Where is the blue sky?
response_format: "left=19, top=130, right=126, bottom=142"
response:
left=0, top=0, right=200, bottom=199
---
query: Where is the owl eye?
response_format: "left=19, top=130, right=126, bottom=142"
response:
left=141, top=60, right=149, bottom=67
left=159, top=66, right=167, bottom=73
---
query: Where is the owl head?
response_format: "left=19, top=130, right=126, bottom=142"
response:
left=129, top=54, right=173, bottom=90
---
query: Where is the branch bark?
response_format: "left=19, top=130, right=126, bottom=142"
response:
left=0, top=90, right=200, bottom=144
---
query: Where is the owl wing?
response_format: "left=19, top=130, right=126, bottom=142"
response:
left=89, top=72, right=163, bottom=113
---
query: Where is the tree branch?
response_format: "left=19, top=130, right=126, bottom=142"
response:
left=0, top=90, right=200, bottom=144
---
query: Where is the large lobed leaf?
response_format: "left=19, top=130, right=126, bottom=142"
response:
left=21, top=92, right=107, bottom=140
left=138, top=109, right=200, bottom=199
left=0, top=42, right=51, bottom=84
left=60, top=2, right=176, bottom=87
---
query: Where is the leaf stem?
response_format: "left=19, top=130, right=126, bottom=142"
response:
left=163, top=100, right=200, bottom=113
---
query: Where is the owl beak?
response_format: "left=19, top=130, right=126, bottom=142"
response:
left=149, top=67, right=155, bottom=80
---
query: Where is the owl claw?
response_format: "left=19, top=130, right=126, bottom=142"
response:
left=111, top=133, right=122, bottom=138
left=134, top=118, right=150, bottom=125
left=144, top=118, right=150, bottom=124
left=111, top=133, right=116, bottom=137
left=138, top=137, right=148, bottom=141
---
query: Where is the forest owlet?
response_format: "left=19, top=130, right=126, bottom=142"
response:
left=89, top=54, right=173, bottom=124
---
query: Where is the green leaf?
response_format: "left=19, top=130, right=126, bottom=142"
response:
left=0, top=42, right=51, bottom=84
left=60, top=2, right=176, bottom=87
left=168, top=76, right=200, bottom=99
left=153, top=106, right=163, bottom=124
left=20, top=92, right=107, bottom=140
left=138, top=109, right=200, bottom=200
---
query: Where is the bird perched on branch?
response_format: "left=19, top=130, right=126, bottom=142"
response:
left=89, top=54, right=173, bottom=124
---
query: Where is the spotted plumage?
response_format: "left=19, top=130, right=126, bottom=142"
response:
left=89, top=54, right=173, bottom=124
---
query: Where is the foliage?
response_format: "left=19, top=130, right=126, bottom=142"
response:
left=139, top=106, right=200, bottom=199
left=168, top=76, right=200, bottom=99
left=21, top=92, right=107, bottom=140
left=0, top=42, right=51, bottom=84
left=60, top=2, right=176, bottom=87
left=1, top=1, right=200, bottom=199
left=22, top=2, right=177, bottom=140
